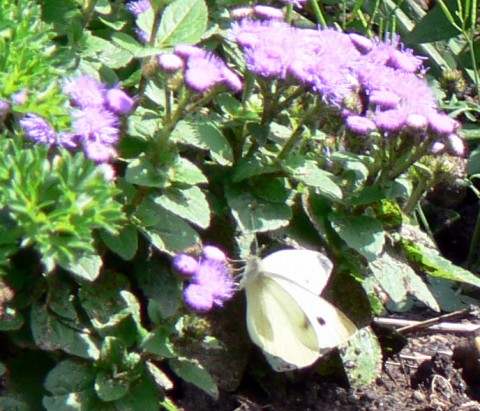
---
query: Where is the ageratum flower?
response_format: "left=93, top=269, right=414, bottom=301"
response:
left=106, top=88, right=135, bottom=115
left=20, top=114, right=58, bottom=145
left=127, top=0, right=151, bottom=17
left=174, top=246, right=235, bottom=312
left=173, top=253, right=200, bottom=276
left=182, top=52, right=242, bottom=92
left=253, top=5, right=285, bottom=20
left=20, top=114, right=77, bottom=148
left=63, top=75, right=106, bottom=108
left=71, top=106, right=120, bottom=162
left=158, top=53, right=185, bottom=71
left=345, top=115, right=377, bottom=134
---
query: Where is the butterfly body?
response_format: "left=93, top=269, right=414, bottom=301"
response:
left=242, top=249, right=357, bottom=371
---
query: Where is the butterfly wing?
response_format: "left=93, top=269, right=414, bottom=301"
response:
left=245, top=275, right=321, bottom=369
left=273, top=276, right=357, bottom=351
left=261, top=249, right=333, bottom=294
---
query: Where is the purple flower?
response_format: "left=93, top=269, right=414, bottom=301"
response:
left=64, top=75, right=106, bottom=108
left=349, top=33, right=373, bottom=53
left=83, top=141, right=118, bottom=163
left=374, top=109, right=407, bottom=131
left=345, top=115, right=377, bottom=133
left=173, top=253, right=199, bottom=276
left=12, top=90, right=28, bottom=105
left=0, top=100, right=10, bottom=113
left=184, top=284, right=215, bottom=311
left=20, top=114, right=57, bottom=145
left=174, top=246, right=235, bottom=312
left=184, top=52, right=242, bottom=92
left=135, top=28, right=150, bottom=43
left=158, top=53, right=184, bottom=71
left=447, top=134, right=465, bottom=156
left=428, top=112, right=458, bottom=135
left=106, top=88, right=134, bottom=115
left=127, top=0, right=151, bottom=17
left=253, top=5, right=285, bottom=20
left=369, top=90, right=400, bottom=109
left=193, top=258, right=235, bottom=307
left=201, top=246, right=227, bottom=263
left=174, top=45, right=207, bottom=59
left=230, top=7, right=254, bottom=19
left=362, top=35, right=424, bottom=74
left=72, top=107, right=120, bottom=145
left=20, top=114, right=77, bottom=148
left=431, top=141, right=445, bottom=154
left=406, top=114, right=428, bottom=130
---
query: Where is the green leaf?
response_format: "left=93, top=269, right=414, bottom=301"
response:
left=100, top=225, right=138, bottom=261
left=232, top=156, right=281, bottom=182
left=330, top=214, right=385, bottom=261
left=136, top=260, right=182, bottom=320
left=0, top=397, right=31, bottom=411
left=340, top=326, right=382, bottom=387
left=0, top=307, right=24, bottom=331
left=95, top=370, right=129, bottom=402
left=146, top=361, right=174, bottom=391
left=369, top=252, right=408, bottom=303
left=169, top=358, right=218, bottom=399
left=44, top=360, right=96, bottom=396
left=142, top=326, right=176, bottom=358
left=282, top=156, right=343, bottom=201
left=136, top=7, right=155, bottom=40
left=111, top=374, right=160, bottom=411
left=406, top=242, right=480, bottom=288
left=78, top=275, right=144, bottom=344
left=31, top=304, right=100, bottom=360
left=370, top=250, right=440, bottom=311
left=60, top=251, right=103, bottom=282
left=169, top=157, right=208, bottom=185
left=125, top=154, right=167, bottom=188
left=137, top=199, right=200, bottom=255
left=156, top=0, right=208, bottom=47
left=225, top=183, right=292, bottom=233
left=172, top=118, right=233, bottom=165
left=403, top=0, right=459, bottom=43
left=154, top=186, right=211, bottom=229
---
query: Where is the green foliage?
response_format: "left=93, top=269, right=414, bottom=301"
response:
left=0, top=0, right=68, bottom=119
left=0, top=136, right=123, bottom=274
left=1, top=0, right=480, bottom=409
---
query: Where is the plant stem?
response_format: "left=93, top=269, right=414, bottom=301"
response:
left=467, top=201, right=480, bottom=269
left=309, top=0, right=328, bottom=27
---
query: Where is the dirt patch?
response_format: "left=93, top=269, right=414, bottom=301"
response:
left=176, top=330, right=480, bottom=410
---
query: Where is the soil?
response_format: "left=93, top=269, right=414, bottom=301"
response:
left=175, top=316, right=480, bottom=411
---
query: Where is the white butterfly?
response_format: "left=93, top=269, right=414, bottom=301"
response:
left=241, top=249, right=357, bottom=371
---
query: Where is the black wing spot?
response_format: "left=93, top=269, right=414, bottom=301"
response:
left=317, top=316, right=326, bottom=326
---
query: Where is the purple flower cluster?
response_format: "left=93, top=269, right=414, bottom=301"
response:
left=230, top=18, right=461, bottom=144
left=158, top=46, right=242, bottom=93
left=20, top=75, right=134, bottom=163
left=173, top=245, right=235, bottom=312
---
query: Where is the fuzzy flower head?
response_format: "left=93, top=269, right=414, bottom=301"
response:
left=72, top=107, right=120, bottom=162
left=127, top=0, right=151, bottom=17
left=20, top=114, right=58, bottom=145
left=20, top=114, right=76, bottom=148
left=174, top=246, right=235, bottom=312
left=182, top=52, right=242, bottom=92
left=63, top=75, right=106, bottom=108
left=106, top=88, right=135, bottom=115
